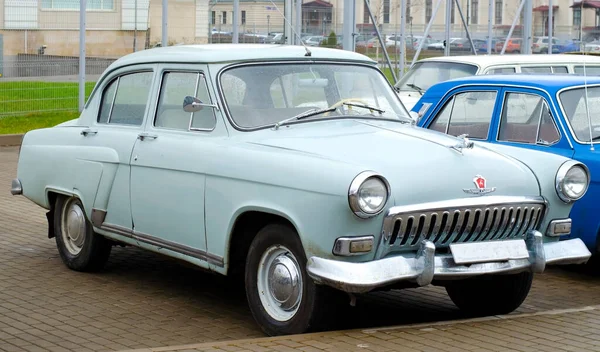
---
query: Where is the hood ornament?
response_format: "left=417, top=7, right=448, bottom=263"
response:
left=463, top=175, right=496, bottom=195
left=450, top=134, right=474, bottom=154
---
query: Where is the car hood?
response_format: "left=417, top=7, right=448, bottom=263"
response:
left=244, top=119, right=540, bottom=206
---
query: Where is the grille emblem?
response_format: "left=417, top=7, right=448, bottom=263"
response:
left=463, top=175, right=496, bottom=195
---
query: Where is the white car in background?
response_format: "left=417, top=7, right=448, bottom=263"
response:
left=396, top=54, right=600, bottom=111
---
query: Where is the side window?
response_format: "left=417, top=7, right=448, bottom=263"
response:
left=498, top=92, right=560, bottom=145
left=552, top=66, right=568, bottom=73
left=155, top=72, right=216, bottom=131
left=574, top=65, right=600, bottom=75
left=487, top=67, right=516, bottom=74
left=521, top=66, right=552, bottom=73
left=98, top=71, right=153, bottom=126
left=428, top=91, right=497, bottom=139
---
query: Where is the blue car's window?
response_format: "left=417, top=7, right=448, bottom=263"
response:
left=429, top=91, right=496, bottom=140
left=154, top=72, right=216, bottom=132
left=498, top=92, right=559, bottom=145
left=97, top=71, right=153, bottom=126
left=559, top=86, right=600, bottom=142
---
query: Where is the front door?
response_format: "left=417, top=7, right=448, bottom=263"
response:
left=129, top=66, right=222, bottom=268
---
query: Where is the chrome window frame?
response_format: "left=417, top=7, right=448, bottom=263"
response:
left=152, top=69, right=217, bottom=133
left=215, top=60, right=411, bottom=132
left=424, top=83, right=573, bottom=149
left=428, top=89, right=498, bottom=140
left=96, top=69, right=155, bottom=127
left=495, top=90, right=561, bottom=147
left=556, top=83, right=600, bottom=145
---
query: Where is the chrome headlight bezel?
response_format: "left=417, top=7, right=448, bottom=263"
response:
left=555, top=160, right=590, bottom=203
left=348, top=171, right=391, bottom=219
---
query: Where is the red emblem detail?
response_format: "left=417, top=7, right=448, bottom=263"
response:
left=474, top=175, right=486, bottom=189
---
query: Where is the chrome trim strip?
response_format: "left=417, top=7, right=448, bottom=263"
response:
left=133, top=231, right=224, bottom=267
left=99, top=222, right=224, bottom=267
left=307, top=232, right=591, bottom=294
left=10, top=178, right=22, bottom=196
left=91, top=208, right=107, bottom=228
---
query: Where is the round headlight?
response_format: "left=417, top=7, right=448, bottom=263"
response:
left=556, top=161, right=590, bottom=202
left=349, top=171, right=390, bottom=218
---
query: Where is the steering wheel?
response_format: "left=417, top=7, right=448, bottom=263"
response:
left=324, top=98, right=370, bottom=116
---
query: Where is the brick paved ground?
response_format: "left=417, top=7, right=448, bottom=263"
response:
left=0, top=146, right=599, bottom=352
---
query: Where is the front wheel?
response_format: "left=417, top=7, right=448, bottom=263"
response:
left=244, top=223, right=338, bottom=336
left=54, top=195, right=112, bottom=272
left=445, top=271, right=533, bottom=316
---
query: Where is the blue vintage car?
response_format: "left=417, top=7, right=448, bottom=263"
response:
left=10, top=46, right=592, bottom=336
left=413, top=74, right=600, bottom=255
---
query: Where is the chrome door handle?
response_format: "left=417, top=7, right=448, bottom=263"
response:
left=81, top=128, right=98, bottom=136
left=138, top=132, right=158, bottom=141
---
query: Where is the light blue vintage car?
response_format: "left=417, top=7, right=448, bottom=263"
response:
left=11, top=44, right=592, bottom=336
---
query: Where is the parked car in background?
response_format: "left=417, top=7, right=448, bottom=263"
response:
left=10, top=44, right=592, bottom=337
left=427, top=37, right=461, bottom=50
left=495, top=38, right=522, bottom=53
left=412, top=74, right=600, bottom=255
left=584, top=40, right=600, bottom=53
left=395, top=54, right=600, bottom=110
left=532, top=36, right=561, bottom=53
left=555, top=39, right=582, bottom=53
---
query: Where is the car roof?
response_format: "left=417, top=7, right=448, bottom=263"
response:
left=417, top=54, right=600, bottom=67
left=105, top=44, right=375, bottom=69
left=426, top=74, right=600, bottom=95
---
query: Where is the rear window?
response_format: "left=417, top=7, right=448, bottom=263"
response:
left=395, top=61, right=478, bottom=93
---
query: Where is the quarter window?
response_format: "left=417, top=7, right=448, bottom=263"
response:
left=98, top=71, right=153, bottom=126
left=498, top=92, right=559, bottom=145
left=155, top=72, right=216, bottom=131
left=429, top=91, right=497, bottom=139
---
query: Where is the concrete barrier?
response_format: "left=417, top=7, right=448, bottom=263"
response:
left=0, top=134, right=23, bottom=147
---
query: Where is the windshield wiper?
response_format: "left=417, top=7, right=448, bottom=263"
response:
left=273, top=107, right=337, bottom=130
left=406, top=83, right=425, bottom=95
left=342, top=102, right=385, bottom=114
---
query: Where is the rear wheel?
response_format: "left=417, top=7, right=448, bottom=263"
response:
left=54, top=195, right=112, bottom=272
left=445, top=271, right=533, bottom=316
left=244, top=223, right=338, bottom=336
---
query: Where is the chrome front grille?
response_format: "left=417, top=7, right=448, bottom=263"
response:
left=379, top=196, right=546, bottom=253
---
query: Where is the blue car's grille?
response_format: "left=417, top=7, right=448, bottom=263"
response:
left=379, top=196, right=546, bottom=253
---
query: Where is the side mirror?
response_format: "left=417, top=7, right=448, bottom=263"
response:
left=183, top=96, right=220, bottom=113
left=183, top=96, right=203, bottom=113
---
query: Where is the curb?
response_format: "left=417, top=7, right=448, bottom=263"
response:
left=0, top=134, right=24, bottom=147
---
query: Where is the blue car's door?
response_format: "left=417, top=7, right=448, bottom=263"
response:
left=491, top=87, right=574, bottom=158
left=419, top=86, right=503, bottom=143
left=129, top=65, right=225, bottom=268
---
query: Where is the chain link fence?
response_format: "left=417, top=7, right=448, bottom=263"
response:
left=0, top=0, right=594, bottom=120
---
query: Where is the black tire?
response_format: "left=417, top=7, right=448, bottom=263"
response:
left=244, top=223, right=339, bottom=336
left=54, top=195, right=112, bottom=272
left=445, top=271, right=533, bottom=316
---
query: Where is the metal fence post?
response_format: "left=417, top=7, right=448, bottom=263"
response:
left=399, top=0, right=407, bottom=78
left=79, top=0, right=86, bottom=112
left=233, top=0, right=239, bottom=43
left=162, top=0, right=168, bottom=47
left=487, top=0, right=494, bottom=54
left=444, top=0, right=452, bottom=56
left=501, top=0, right=525, bottom=54
left=295, top=0, right=302, bottom=44
left=548, top=0, right=553, bottom=54
left=523, top=0, right=533, bottom=54
left=342, top=0, right=356, bottom=51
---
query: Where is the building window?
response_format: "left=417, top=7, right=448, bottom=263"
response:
left=406, top=0, right=411, bottom=21
left=363, top=2, right=370, bottom=23
left=383, top=0, right=390, bottom=23
left=222, top=11, right=227, bottom=24
left=212, top=11, right=216, bottom=25
left=425, top=0, right=432, bottom=23
left=495, top=0, right=503, bottom=24
left=471, top=0, right=478, bottom=24
left=41, top=0, right=114, bottom=10
left=450, top=0, right=455, bottom=24
left=242, top=10, right=246, bottom=25
left=574, top=7, right=581, bottom=27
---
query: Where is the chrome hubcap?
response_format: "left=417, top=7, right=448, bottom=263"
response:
left=257, top=245, right=302, bottom=321
left=61, top=198, right=87, bottom=255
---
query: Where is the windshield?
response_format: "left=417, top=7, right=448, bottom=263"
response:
left=559, top=86, right=600, bottom=142
left=395, top=61, right=478, bottom=93
left=219, top=63, right=410, bottom=129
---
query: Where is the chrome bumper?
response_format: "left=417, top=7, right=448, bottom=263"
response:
left=306, top=230, right=591, bottom=294
left=10, top=178, right=22, bottom=195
